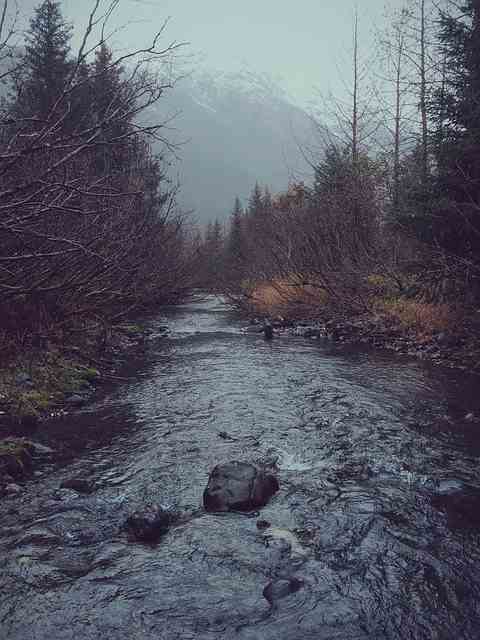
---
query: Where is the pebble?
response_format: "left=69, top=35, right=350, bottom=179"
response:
left=5, top=483, right=22, bottom=495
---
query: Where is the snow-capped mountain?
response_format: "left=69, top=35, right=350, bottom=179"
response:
left=155, top=70, right=314, bottom=224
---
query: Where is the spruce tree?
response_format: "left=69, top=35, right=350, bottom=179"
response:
left=227, top=197, right=246, bottom=277
left=92, top=43, right=130, bottom=174
left=430, top=1, right=480, bottom=265
left=16, top=0, right=72, bottom=121
left=248, top=182, right=264, bottom=219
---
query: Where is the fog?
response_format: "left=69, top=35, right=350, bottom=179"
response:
left=13, top=0, right=404, bottom=222
left=17, top=0, right=396, bottom=105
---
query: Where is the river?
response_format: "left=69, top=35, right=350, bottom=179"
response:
left=1, top=295, right=480, bottom=639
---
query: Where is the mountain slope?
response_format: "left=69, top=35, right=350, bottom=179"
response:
left=155, top=71, right=313, bottom=223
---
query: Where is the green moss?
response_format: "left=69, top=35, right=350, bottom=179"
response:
left=22, top=390, right=52, bottom=410
left=80, top=367, right=100, bottom=382
left=119, top=323, right=144, bottom=335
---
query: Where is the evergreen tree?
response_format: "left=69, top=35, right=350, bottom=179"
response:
left=91, top=43, right=132, bottom=174
left=15, top=0, right=72, bottom=122
left=262, top=186, right=273, bottom=213
left=248, top=182, right=264, bottom=219
left=227, top=196, right=246, bottom=278
left=429, top=1, right=480, bottom=269
left=312, top=145, right=353, bottom=203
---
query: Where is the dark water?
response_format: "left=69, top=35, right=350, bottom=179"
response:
left=1, top=295, right=480, bottom=639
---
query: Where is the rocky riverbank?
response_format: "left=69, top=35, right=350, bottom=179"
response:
left=0, top=322, right=169, bottom=491
left=248, top=305, right=480, bottom=375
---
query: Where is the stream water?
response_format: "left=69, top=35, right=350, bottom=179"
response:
left=1, top=295, right=480, bottom=639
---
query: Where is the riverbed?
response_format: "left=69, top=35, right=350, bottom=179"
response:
left=1, top=295, right=480, bottom=639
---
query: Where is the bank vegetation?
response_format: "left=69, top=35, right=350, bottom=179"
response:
left=198, top=0, right=480, bottom=372
left=0, top=0, right=199, bottom=422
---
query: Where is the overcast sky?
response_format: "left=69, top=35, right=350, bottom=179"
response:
left=15, top=0, right=403, bottom=106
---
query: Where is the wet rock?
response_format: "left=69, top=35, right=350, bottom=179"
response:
left=15, top=372, right=34, bottom=388
left=60, top=477, right=95, bottom=494
left=218, top=431, right=236, bottom=441
left=29, top=441, right=55, bottom=456
left=65, top=394, right=86, bottom=406
left=0, top=439, right=33, bottom=478
left=256, top=519, right=271, bottom=530
left=263, top=577, right=304, bottom=605
left=125, top=504, right=173, bottom=542
left=5, top=482, right=22, bottom=495
left=203, top=461, right=279, bottom=512
left=263, top=322, right=274, bottom=340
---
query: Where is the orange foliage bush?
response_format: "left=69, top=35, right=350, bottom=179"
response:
left=250, top=278, right=328, bottom=315
left=379, top=299, right=460, bottom=338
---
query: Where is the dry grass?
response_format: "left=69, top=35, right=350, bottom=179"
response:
left=249, top=278, right=329, bottom=316
left=377, top=299, right=460, bottom=339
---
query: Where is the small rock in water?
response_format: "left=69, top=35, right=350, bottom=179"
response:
left=218, top=431, right=236, bottom=441
left=263, top=577, right=304, bottom=605
left=5, top=483, right=22, bottom=495
left=464, top=412, right=478, bottom=423
left=263, top=322, right=274, bottom=340
left=29, top=441, right=55, bottom=456
left=125, top=504, right=173, bottom=542
left=60, top=477, right=95, bottom=494
left=256, top=519, right=271, bottom=530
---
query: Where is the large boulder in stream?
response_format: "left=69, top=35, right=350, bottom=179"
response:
left=203, top=461, right=279, bottom=512
left=125, top=505, right=174, bottom=542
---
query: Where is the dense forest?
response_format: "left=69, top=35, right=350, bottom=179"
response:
left=0, top=0, right=197, bottom=359
left=199, top=0, right=480, bottom=361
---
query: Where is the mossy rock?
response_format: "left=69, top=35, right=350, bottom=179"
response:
left=0, top=438, right=33, bottom=478
left=119, top=324, right=144, bottom=336
left=79, top=368, right=100, bottom=382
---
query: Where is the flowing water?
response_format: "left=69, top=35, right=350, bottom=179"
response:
left=1, top=295, right=480, bottom=639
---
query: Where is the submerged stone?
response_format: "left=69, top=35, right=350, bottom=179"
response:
left=60, top=477, right=95, bottom=494
left=203, top=461, right=279, bottom=512
left=263, top=577, right=304, bottom=605
left=125, top=504, right=173, bottom=542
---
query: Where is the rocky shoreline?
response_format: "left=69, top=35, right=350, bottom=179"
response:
left=248, top=310, right=480, bottom=375
left=0, top=322, right=169, bottom=493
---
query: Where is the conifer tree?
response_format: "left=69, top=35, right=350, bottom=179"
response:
left=430, top=1, right=480, bottom=266
left=15, top=0, right=72, bottom=121
left=248, top=182, right=264, bottom=219
left=227, top=196, right=246, bottom=277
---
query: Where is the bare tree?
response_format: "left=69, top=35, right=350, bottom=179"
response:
left=0, top=0, right=194, bottom=348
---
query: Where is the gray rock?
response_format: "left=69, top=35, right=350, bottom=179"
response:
left=203, top=461, right=279, bottom=512
left=15, top=372, right=34, bottom=388
left=5, top=483, right=22, bottom=495
left=30, top=441, right=55, bottom=456
left=60, top=477, right=95, bottom=494
left=125, top=504, right=173, bottom=542
left=263, top=577, right=304, bottom=605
